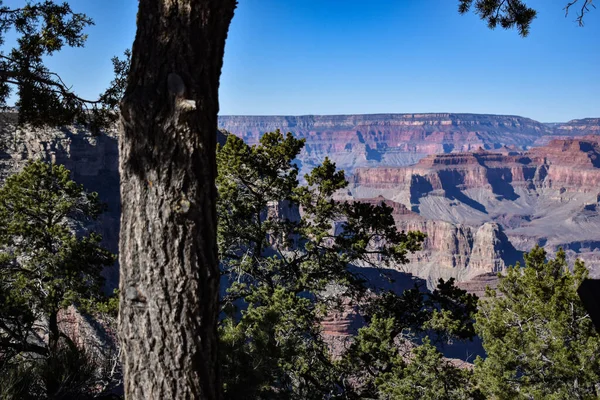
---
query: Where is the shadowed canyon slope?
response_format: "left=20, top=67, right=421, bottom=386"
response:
left=0, top=113, right=121, bottom=288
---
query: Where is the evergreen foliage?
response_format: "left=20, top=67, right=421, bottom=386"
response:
left=371, top=330, right=481, bottom=400
left=474, top=246, right=600, bottom=399
left=343, top=278, right=481, bottom=399
left=459, top=0, right=594, bottom=35
left=217, top=131, right=479, bottom=399
left=458, top=0, right=537, bottom=36
left=0, top=2, right=594, bottom=398
left=0, top=160, right=117, bottom=398
left=0, top=1, right=129, bottom=131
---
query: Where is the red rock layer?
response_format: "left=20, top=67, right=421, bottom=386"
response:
left=353, top=136, right=600, bottom=193
left=219, top=114, right=563, bottom=175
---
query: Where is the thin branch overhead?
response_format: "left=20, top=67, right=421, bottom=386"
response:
left=564, top=0, right=596, bottom=26
left=459, top=0, right=595, bottom=36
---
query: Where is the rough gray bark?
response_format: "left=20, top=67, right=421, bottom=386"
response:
left=118, top=1, right=236, bottom=399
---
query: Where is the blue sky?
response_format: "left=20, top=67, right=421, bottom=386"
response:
left=5, top=0, right=599, bottom=122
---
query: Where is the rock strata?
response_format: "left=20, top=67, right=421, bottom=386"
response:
left=2, top=114, right=600, bottom=292
left=340, top=196, right=523, bottom=286
left=349, top=136, right=600, bottom=281
left=219, top=113, right=598, bottom=177
left=0, top=114, right=120, bottom=288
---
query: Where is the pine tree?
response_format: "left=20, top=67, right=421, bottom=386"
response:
left=0, top=160, right=116, bottom=398
left=216, top=131, right=482, bottom=399
left=217, top=131, right=427, bottom=398
left=0, top=1, right=128, bottom=130
left=474, top=247, right=600, bottom=399
left=341, top=279, right=481, bottom=399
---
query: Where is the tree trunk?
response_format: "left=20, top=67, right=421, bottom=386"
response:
left=118, top=1, right=236, bottom=399
left=46, top=310, right=60, bottom=397
left=48, top=310, right=59, bottom=353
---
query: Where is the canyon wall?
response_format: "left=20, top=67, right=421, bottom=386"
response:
left=348, top=136, right=600, bottom=284
left=4, top=113, right=599, bottom=361
left=338, top=196, right=523, bottom=287
left=554, top=118, right=600, bottom=135
left=219, top=113, right=600, bottom=177
left=0, top=113, right=121, bottom=288
left=353, top=137, right=600, bottom=197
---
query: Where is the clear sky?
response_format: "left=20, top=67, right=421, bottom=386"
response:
left=6, top=0, right=599, bottom=122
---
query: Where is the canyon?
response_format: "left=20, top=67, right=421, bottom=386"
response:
left=2, top=112, right=600, bottom=294
left=221, top=113, right=600, bottom=292
left=218, top=114, right=599, bottom=177
left=346, top=136, right=600, bottom=288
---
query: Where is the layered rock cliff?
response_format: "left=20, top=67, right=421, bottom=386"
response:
left=3, top=113, right=599, bottom=365
left=353, top=137, right=600, bottom=197
left=337, top=196, right=523, bottom=286
left=535, top=119, right=600, bottom=146
left=219, top=113, right=564, bottom=176
left=2, top=113, right=599, bottom=292
left=0, top=113, right=120, bottom=288
left=348, top=136, right=600, bottom=281
left=554, top=118, right=600, bottom=135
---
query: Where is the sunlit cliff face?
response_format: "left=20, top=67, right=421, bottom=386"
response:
left=345, top=136, right=600, bottom=285
left=219, top=113, right=574, bottom=177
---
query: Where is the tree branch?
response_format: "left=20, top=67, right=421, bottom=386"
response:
left=564, top=0, right=596, bottom=26
left=0, top=69, right=101, bottom=105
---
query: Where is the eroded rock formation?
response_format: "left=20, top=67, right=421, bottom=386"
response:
left=338, top=196, right=522, bottom=287
left=219, top=113, right=600, bottom=177
left=348, top=136, right=600, bottom=283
